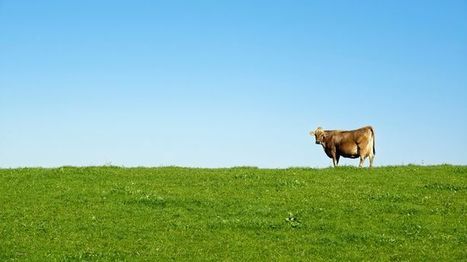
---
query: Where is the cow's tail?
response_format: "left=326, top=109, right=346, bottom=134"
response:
left=370, top=126, right=375, bottom=155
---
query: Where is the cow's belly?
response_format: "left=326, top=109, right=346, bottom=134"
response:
left=337, top=143, right=359, bottom=158
left=340, top=153, right=359, bottom=159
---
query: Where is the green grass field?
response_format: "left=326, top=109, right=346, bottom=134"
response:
left=1, top=165, right=466, bottom=261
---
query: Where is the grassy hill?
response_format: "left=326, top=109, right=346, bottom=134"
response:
left=0, top=165, right=466, bottom=261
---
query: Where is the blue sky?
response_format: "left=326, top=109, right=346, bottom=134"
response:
left=1, top=0, right=466, bottom=167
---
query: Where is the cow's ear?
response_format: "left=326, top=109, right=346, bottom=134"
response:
left=309, top=131, right=314, bottom=136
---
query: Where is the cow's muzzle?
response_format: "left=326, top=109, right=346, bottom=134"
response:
left=315, top=141, right=320, bottom=144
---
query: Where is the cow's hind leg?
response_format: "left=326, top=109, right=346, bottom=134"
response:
left=359, top=156, right=365, bottom=168
left=369, top=155, right=375, bottom=168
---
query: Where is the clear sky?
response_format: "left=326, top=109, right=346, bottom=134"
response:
left=1, top=1, right=466, bottom=168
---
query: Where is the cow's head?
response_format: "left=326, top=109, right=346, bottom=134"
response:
left=309, top=127, right=325, bottom=145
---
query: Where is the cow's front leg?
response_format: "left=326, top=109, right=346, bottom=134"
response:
left=332, top=152, right=338, bottom=167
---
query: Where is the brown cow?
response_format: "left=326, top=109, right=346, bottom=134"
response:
left=309, top=126, right=375, bottom=167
